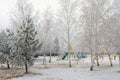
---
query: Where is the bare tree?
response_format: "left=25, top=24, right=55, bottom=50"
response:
left=81, top=0, right=109, bottom=70
left=100, top=0, right=116, bottom=67
left=112, top=0, right=120, bottom=66
left=40, top=8, right=54, bottom=66
left=57, top=0, right=79, bottom=67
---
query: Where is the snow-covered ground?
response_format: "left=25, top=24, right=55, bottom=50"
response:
left=10, top=56, right=120, bottom=80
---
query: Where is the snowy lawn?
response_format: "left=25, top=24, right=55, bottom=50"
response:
left=9, top=56, right=120, bottom=80
left=0, top=67, right=24, bottom=80
left=0, top=67, right=42, bottom=80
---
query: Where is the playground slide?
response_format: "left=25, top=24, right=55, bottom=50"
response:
left=62, top=53, right=68, bottom=60
left=57, top=54, right=63, bottom=61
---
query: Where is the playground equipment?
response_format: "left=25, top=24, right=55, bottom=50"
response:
left=57, top=52, right=79, bottom=60
left=77, top=53, right=87, bottom=59
left=62, top=52, right=69, bottom=60
left=57, top=52, right=69, bottom=60
left=57, top=52, right=87, bottom=61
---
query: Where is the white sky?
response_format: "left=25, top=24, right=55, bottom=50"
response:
left=0, top=0, right=59, bottom=29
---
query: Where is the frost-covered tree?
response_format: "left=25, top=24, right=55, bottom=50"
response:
left=0, top=30, right=9, bottom=68
left=10, top=0, right=39, bottom=73
left=16, top=19, right=39, bottom=73
left=58, top=0, right=79, bottom=67
left=53, top=37, right=60, bottom=55
left=40, top=8, right=54, bottom=65
left=81, top=0, right=111, bottom=70
left=112, top=0, right=120, bottom=66
left=0, top=29, right=14, bottom=69
left=48, top=37, right=60, bottom=63
left=100, top=1, right=115, bottom=67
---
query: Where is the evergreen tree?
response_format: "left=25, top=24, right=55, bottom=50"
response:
left=0, top=30, right=14, bottom=69
left=10, top=0, right=40, bottom=73
left=15, top=17, right=39, bottom=73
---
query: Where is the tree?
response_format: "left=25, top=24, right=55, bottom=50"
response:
left=81, top=0, right=111, bottom=70
left=10, top=0, right=39, bottom=73
left=0, top=29, right=14, bottom=69
left=112, top=0, right=120, bottom=66
left=53, top=37, right=60, bottom=55
left=98, top=0, right=117, bottom=67
left=58, top=0, right=78, bottom=67
left=16, top=19, right=39, bottom=73
left=49, top=37, right=60, bottom=63
left=40, top=8, right=54, bottom=65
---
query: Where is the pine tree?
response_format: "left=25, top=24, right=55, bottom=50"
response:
left=16, top=17, right=39, bottom=73
left=10, top=0, right=40, bottom=73
left=0, top=30, right=14, bottom=69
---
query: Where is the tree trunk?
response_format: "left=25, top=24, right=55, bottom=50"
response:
left=90, top=49, right=93, bottom=63
left=90, top=59, right=94, bottom=70
left=119, top=55, right=120, bottom=66
left=25, top=62, right=28, bottom=74
left=7, top=60, right=10, bottom=69
left=49, top=52, right=51, bottom=63
left=69, top=53, right=72, bottom=67
left=43, top=52, right=46, bottom=65
left=108, top=54, right=113, bottom=67
left=43, top=52, right=47, bottom=68
left=90, top=53, right=94, bottom=71
left=96, top=56, right=99, bottom=66
left=105, top=48, right=113, bottom=67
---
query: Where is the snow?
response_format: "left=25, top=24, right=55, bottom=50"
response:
left=10, top=67, right=120, bottom=80
left=10, top=56, right=120, bottom=80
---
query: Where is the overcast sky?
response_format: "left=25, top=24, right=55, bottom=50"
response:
left=0, top=0, right=59, bottom=29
